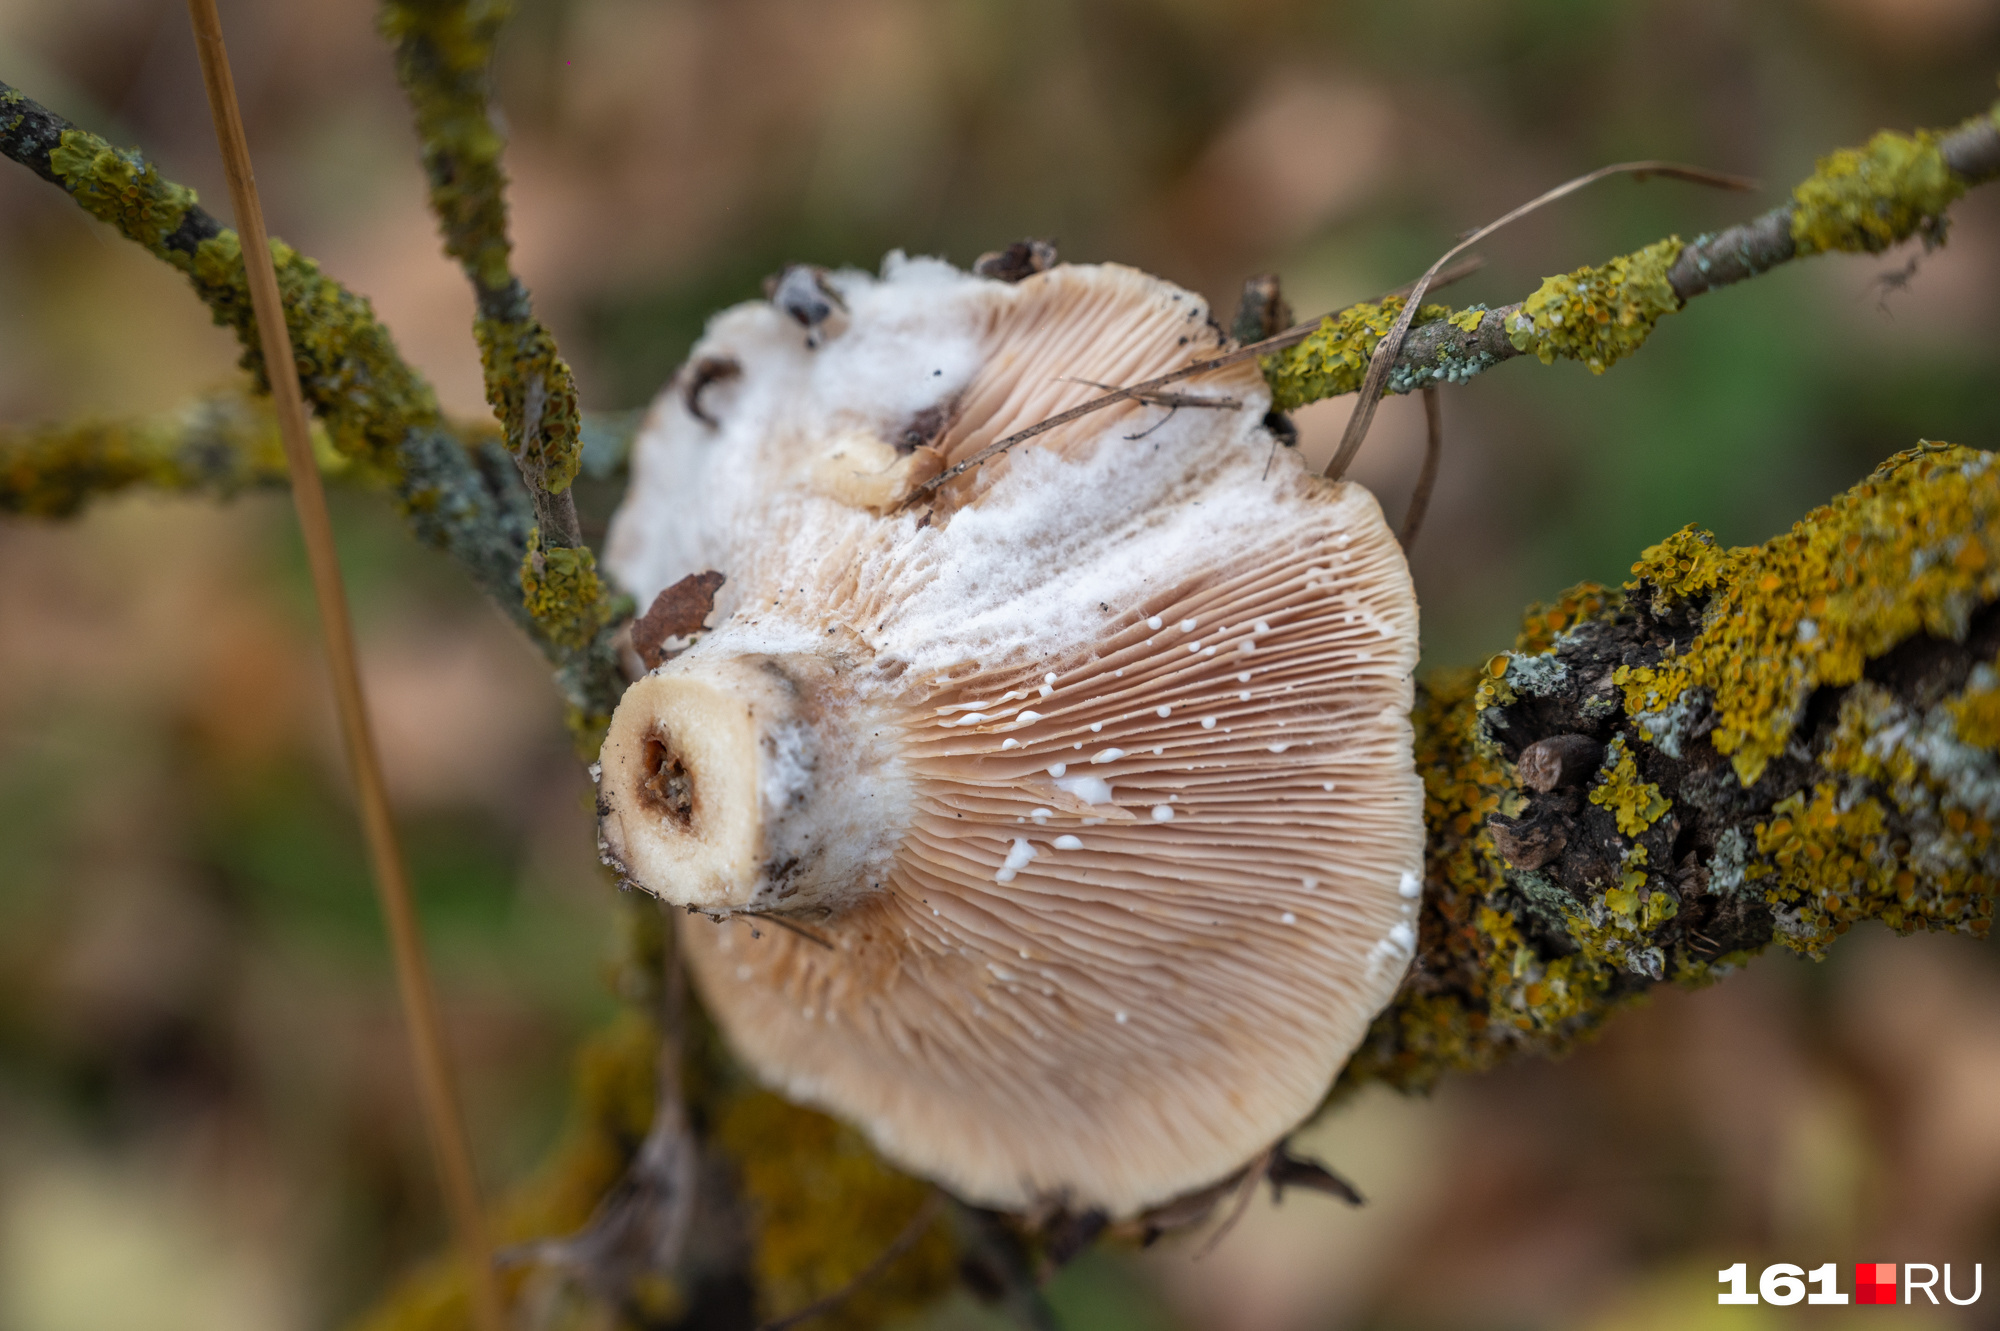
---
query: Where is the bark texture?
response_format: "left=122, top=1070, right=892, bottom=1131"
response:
left=1346, top=443, right=1999, bottom=1093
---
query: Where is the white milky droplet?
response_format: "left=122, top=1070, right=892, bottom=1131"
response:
left=1151, top=805, right=1174, bottom=821
left=995, top=837, right=1037, bottom=883
left=1053, top=834, right=1083, bottom=850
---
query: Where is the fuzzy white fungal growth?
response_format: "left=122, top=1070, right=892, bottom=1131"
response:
left=598, top=254, right=1422, bottom=1218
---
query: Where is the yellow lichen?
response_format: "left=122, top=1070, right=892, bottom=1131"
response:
left=1789, top=127, right=1966, bottom=257
left=1507, top=237, right=1684, bottom=374
left=1642, top=887, right=1679, bottom=929
left=189, top=231, right=441, bottom=476
left=47, top=130, right=199, bottom=250
left=476, top=316, right=583, bottom=495
left=1617, top=444, right=2000, bottom=786
left=1947, top=656, right=2000, bottom=749
left=1338, top=668, right=1514, bottom=1090
left=44, top=120, right=450, bottom=487
left=1260, top=297, right=1453, bottom=412
left=716, top=1091, right=957, bottom=1331
left=1514, top=582, right=1617, bottom=655
left=1589, top=735, right=1671, bottom=837
left=520, top=526, right=614, bottom=652
left=1479, top=904, right=1615, bottom=1035
left=1757, top=671, right=2000, bottom=955
left=1, top=393, right=293, bottom=516
left=379, top=0, right=517, bottom=293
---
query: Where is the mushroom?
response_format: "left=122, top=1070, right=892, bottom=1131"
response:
left=599, top=254, right=1424, bottom=1217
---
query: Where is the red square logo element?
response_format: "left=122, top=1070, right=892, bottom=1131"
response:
left=1856, top=1263, right=1898, bottom=1305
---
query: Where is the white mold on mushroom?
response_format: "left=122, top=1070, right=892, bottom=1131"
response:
left=598, top=253, right=1425, bottom=1218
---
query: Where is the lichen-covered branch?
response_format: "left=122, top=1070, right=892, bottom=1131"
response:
left=1345, top=442, right=1998, bottom=1092
left=0, top=80, right=537, bottom=610
left=0, top=79, right=634, bottom=734
left=380, top=0, right=621, bottom=678
left=0, top=391, right=295, bottom=515
left=1263, top=104, right=2000, bottom=409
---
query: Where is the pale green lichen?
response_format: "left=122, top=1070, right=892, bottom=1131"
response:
left=1618, top=444, right=2000, bottom=787
left=1506, top=237, right=1684, bottom=374
left=1790, top=128, right=1965, bottom=256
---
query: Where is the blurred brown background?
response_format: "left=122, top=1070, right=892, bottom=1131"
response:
left=2, top=1, right=1998, bottom=1328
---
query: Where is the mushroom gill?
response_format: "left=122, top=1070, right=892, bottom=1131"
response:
left=599, top=255, right=1424, bottom=1217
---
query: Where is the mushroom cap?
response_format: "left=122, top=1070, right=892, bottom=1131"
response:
left=602, top=255, right=1423, bottom=1217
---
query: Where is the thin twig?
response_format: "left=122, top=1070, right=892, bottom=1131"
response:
left=500, top=903, right=698, bottom=1308
left=903, top=258, right=1486, bottom=503
left=765, top=912, right=838, bottom=951
left=755, top=1190, right=946, bottom=1331
left=1400, top=386, right=1443, bottom=550
left=182, top=6, right=507, bottom=1331
left=1192, top=1147, right=1274, bottom=1260
left=1323, top=160, right=1755, bottom=481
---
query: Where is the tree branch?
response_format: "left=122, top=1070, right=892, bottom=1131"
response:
left=0, top=80, right=539, bottom=610
left=0, top=78, right=630, bottom=736
left=1346, top=442, right=1998, bottom=1093
left=1, top=391, right=293, bottom=515
left=379, top=0, right=619, bottom=674
left=1264, top=105, right=2000, bottom=409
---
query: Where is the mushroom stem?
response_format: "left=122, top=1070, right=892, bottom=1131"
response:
left=598, top=646, right=912, bottom=916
